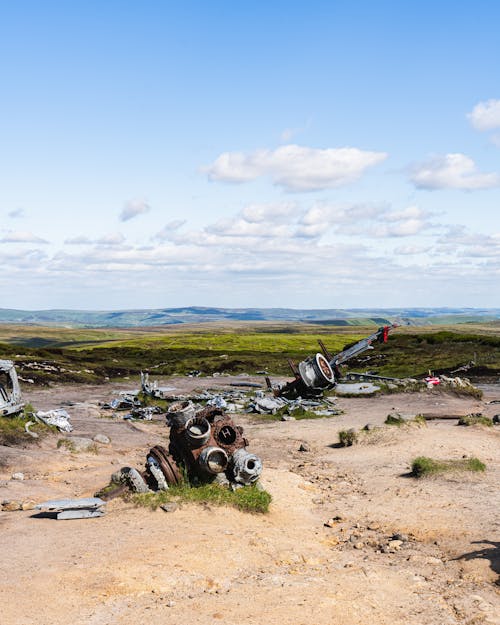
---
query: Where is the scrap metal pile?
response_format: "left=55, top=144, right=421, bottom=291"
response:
left=110, top=400, right=262, bottom=497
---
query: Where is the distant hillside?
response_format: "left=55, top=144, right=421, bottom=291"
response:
left=0, top=307, right=499, bottom=328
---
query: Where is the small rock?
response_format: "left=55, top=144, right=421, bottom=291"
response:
left=21, top=500, right=37, bottom=511
left=492, top=414, right=499, bottom=424
left=66, top=437, right=95, bottom=452
left=349, top=534, right=359, bottom=543
left=93, top=434, right=111, bottom=445
left=388, top=539, right=403, bottom=550
left=363, top=423, right=376, bottom=431
left=281, top=415, right=295, bottom=421
left=324, top=516, right=342, bottom=527
left=353, top=542, right=364, bottom=550
left=167, top=601, right=176, bottom=607
left=11, top=472, right=24, bottom=481
left=425, top=556, right=443, bottom=565
left=2, top=500, right=22, bottom=511
left=367, top=523, right=380, bottom=531
left=160, top=502, right=178, bottom=513
left=298, top=442, right=311, bottom=452
left=392, top=533, right=408, bottom=542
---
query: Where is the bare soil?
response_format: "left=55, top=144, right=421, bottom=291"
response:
left=1, top=376, right=499, bottom=625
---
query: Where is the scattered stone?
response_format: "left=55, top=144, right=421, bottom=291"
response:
left=324, top=516, right=342, bottom=527
left=2, top=500, right=22, bottom=511
left=298, top=442, right=311, bottom=452
left=367, top=523, right=381, bottom=531
left=388, top=539, right=403, bottom=550
left=11, top=472, right=24, bottom=481
left=167, top=601, right=176, bottom=607
left=392, top=533, right=408, bottom=542
left=363, top=423, right=376, bottom=431
left=493, top=414, right=499, bottom=425
left=354, top=542, right=364, bottom=550
left=21, top=500, right=37, bottom=511
left=425, top=556, right=443, bottom=565
left=281, top=415, right=296, bottom=421
left=160, top=502, right=178, bottom=513
left=93, top=434, right=111, bottom=445
left=66, top=437, right=95, bottom=452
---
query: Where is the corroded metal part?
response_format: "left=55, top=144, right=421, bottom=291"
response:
left=198, top=446, right=228, bottom=474
left=146, top=455, right=169, bottom=490
left=184, top=416, right=211, bottom=448
left=167, top=400, right=196, bottom=429
left=149, top=445, right=183, bottom=486
left=231, top=448, right=263, bottom=485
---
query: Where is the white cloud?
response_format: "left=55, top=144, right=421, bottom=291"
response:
left=468, top=99, right=500, bottom=131
left=411, top=153, right=499, bottom=190
left=8, top=208, right=25, bottom=218
left=0, top=230, right=48, bottom=244
left=152, top=220, right=186, bottom=242
left=65, top=235, right=93, bottom=245
left=374, top=219, right=426, bottom=238
left=96, top=232, right=126, bottom=246
left=394, top=245, right=432, bottom=255
left=240, top=202, right=298, bottom=223
left=120, top=199, right=150, bottom=222
left=205, top=144, right=388, bottom=191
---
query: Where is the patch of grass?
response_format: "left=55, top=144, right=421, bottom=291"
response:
left=131, top=482, right=271, bottom=514
left=385, top=413, right=407, bottom=426
left=338, top=428, right=358, bottom=446
left=57, top=438, right=76, bottom=452
left=458, top=414, right=493, bottom=427
left=411, top=456, right=486, bottom=477
left=0, top=413, right=52, bottom=446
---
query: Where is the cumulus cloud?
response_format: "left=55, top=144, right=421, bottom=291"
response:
left=410, top=153, right=500, bottom=190
left=0, top=231, right=48, bottom=244
left=468, top=99, right=500, bottom=131
left=120, top=199, right=150, bottom=222
left=205, top=144, right=388, bottom=191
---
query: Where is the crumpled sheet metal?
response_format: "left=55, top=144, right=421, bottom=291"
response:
left=0, top=359, right=24, bottom=416
left=35, top=409, right=73, bottom=432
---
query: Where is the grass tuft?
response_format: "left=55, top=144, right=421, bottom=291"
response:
left=411, top=455, right=486, bottom=477
left=131, top=482, right=271, bottom=514
left=338, top=428, right=358, bottom=446
left=385, top=414, right=407, bottom=426
left=458, top=414, right=493, bottom=427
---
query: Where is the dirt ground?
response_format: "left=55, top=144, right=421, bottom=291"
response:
left=1, top=375, right=499, bottom=625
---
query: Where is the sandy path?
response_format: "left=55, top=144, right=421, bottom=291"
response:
left=0, top=377, right=498, bottom=625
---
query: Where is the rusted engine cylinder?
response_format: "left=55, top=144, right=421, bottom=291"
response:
left=167, top=400, right=196, bottom=429
left=298, top=353, right=335, bottom=389
left=198, top=446, right=229, bottom=474
left=184, top=416, right=211, bottom=448
left=231, top=448, right=263, bottom=485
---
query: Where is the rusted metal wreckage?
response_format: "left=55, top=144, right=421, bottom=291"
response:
left=105, top=400, right=262, bottom=498
left=0, top=359, right=24, bottom=416
left=269, top=324, right=398, bottom=399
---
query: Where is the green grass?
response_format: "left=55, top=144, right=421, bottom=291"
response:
left=458, top=414, right=493, bottom=427
left=385, top=414, right=407, bottom=426
left=0, top=414, right=53, bottom=446
left=338, top=428, right=358, bottom=446
left=0, top=322, right=498, bottom=385
left=131, top=482, right=272, bottom=514
left=411, top=456, right=486, bottom=477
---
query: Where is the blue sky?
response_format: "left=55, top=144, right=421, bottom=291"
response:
left=1, top=1, right=499, bottom=310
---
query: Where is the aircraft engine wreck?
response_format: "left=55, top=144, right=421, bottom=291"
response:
left=270, top=324, right=398, bottom=399
left=109, top=403, right=263, bottom=497
left=0, top=359, right=24, bottom=416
